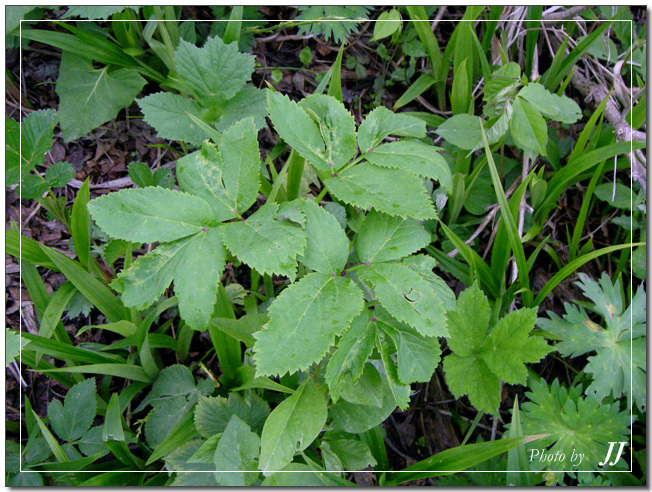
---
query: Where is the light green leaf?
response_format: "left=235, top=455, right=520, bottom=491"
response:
left=194, top=393, right=270, bottom=439
left=267, top=91, right=329, bottom=171
left=338, top=358, right=386, bottom=408
left=445, top=282, right=490, bottom=356
left=45, top=162, right=75, bottom=188
left=175, top=36, right=254, bottom=105
left=221, top=202, right=307, bottom=281
left=259, top=380, right=327, bottom=475
left=517, top=83, right=582, bottom=124
left=326, top=439, right=377, bottom=470
left=253, top=272, right=364, bottom=377
left=375, top=308, right=441, bottom=384
left=48, top=378, right=97, bottom=442
left=137, top=92, right=206, bottom=146
left=593, top=182, right=634, bottom=210
left=325, top=310, right=376, bottom=402
left=213, top=86, right=268, bottom=133
left=358, top=262, right=447, bottom=337
left=56, top=52, right=146, bottom=142
left=363, top=140, right=453, bottom=191
left=356, top=210, right=431, bottom=264
left=357, top=106, right=426, bottom=152
left=400, top=255, right=456, bottom=312
left=88, top=187, right=216, bottom=243
left=299, top=199, right=349, bottom=274
left=509, top=98, right=547, bottom=156
left=6, top=329, right=29, bottom=366
left=62, top=6, right=138, bottom=19
left=325, top=163, right=437, bottom=219
left=298, top=94, right=357, bottom=171
left=372, top=9, right=402, bottom=41
left=435, top=114, right=483, bottom=151
left=174, top=228, right=226, bottom=330
left=443, top=354, right=501, bottom=416
left=213, top=415, right=260, bottom=486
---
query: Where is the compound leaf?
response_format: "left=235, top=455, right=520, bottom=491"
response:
left=325, top=163, right=437, bottom=219
left=88, top=187, right=216, bottom=243
left=48, top=378, right=97, bottom=442
left=253, top=272, right=364, bottom=377
left=356, top=210, right=431, bottom=264
left=259, top=380, right=327, bottom=475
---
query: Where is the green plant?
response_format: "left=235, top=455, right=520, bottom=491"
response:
left=295, top=6, right=371, bottom=44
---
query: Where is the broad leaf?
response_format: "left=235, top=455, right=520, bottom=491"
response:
left=325, top=163, right=437, bottom=219
left=253, top=272, right=364, bottom=377
left=175, top=36, right=254, bottom=105
left=298, top=199, right=349, bottom=274
left=221, top=202, right=307, bottom=281
left=356, top=210, right=431, bottom=264
left=400, top=255, right=456, bottom=312
left=6, top=329, right=29, bottom=366
left=194, top=393, right=269, bottom=439
left=56, top=52, right=146, bottom=142
left=212, top=86, right=268, bottom=133
left=298, top=94, right=357, bottom=171
left=137, top=92, right=206, bottom=146
left=267, top=91, right=329, bottom=171
left=48, top=378, right=97, bottom=442
left=325, top=310, right=376, bottom=402
left=435, top=114, right=483, bottom=151
left=259, top=380, right=327, bottom=475
left=517, top=83, right=582, bottom=124
left=509, top=98, right=547, bottom=156
left=213, top=416, right=260, bottom=486
left=325, top=439, right=377, bottom=471
left=88, top=187, right=216, bottom=243
left=44, top=162, right=75, bottom=188
left=357, top=105, right=426, bottom=152
left=358, top=262, right=448, bottom=337
left=363, top=140, right=453, bottom=191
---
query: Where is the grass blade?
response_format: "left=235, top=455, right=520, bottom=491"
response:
left=393, top=73, right=435, bottom=110
left=39, top=281, right=76, bottom=340
left=406, top=6, right=444, bottom=108
left=38, top=363, right=153, bottom=383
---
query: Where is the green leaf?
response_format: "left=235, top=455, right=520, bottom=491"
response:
left=400, top=255, right=456, bottom=312
left=194, top=392, right=270, bottom=439
left=56, top=52, right=146, bottom=142
left=259, top=379, right=327, bottom=475
left=325, top=163, right=437, bottom=219
left=175, top=36, right=254, bottom=106
left=593, top=182, right=634, bottom=210
left=48, top=378, right=97, bottom=442
left=372, top=9, right=401, bottom=41
left=298, top=94, right=357, bottom=171
left=62, top=6, right=138, bottom=19
left=39, top=281, right=77, bottom=340
left=299, top=198, right=349, bottom=274
left=517, top=83, right=581, bottom=124
left=325, top=310, right=376, bottom=402
left=509, top=98, right=547, bottom=156
left=213, top=416, right=260, bottom=486
left=44, top=162, right=75, bottom=188
left=173, top=227, right=226, bottom=330
left=363, top=141, right=453, bottom=191
left=326, top=439, right=377, bottom=470
left=357, top=106, right=426, bottom=152
left=435, top=114, right=483, bottom=151
left=375, top=308, right=441, bottom=384
left=88, top=187, right=216, bottom=243
left=40, top=363, right=153, bottom=383
left=267, top=91, right=329, bottom=171
left=443, top=283, right=552, bottom=416
left=253, top=272, right=364, bottom=377
left=128, top=161, right=173, bottom=189
left=6, top=329, right=29, bottom=366
left=5, top=117, right=20, bottom=186
left=19, top=175, right=49, bottom=199
left=358, top=262, right=447, bottom=337
left=212, top=86, right=268, bottom=133
left=221, top=202, right=307, bottom=281
left=356, top=210, right=431, bottom=264
left=137, top=92, right=206, bottom=146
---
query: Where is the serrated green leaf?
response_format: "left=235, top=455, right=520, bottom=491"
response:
left=88, top=187, right=216, bottom=243
left=259, top=379, right=327, bottom=475
left=194, top=393, right=270, bottom=439
left=517, top=83, right=581, bottom=124
left=325, top=310, right=376, bottom=402
left=20, top=174, right=49, bottom=199
left=299, top=198, right=349, bottom=274
left=213, top=415, right=260, bottom=486
left=267, top=91, right=329, bottom=171
left=400, top=255, right=456, bottom=312
left=45, top=161, right=75, bottom=188
left=445, top=282, right=490, bottom=356
left=137, top=92, right=206, bottom=146
left=357, top=106, right=426, bottom=152
left=356, top=210, right=431, bottom=264
left=127, top=161, right=154, bottom=188
left=48, top=378, right=97, bottom=442
left=326, top=439, right=377, bottom=470
left=56, top=52, right=146, bottom=142
left=174, top=227, right=226, bottom=330
left=375, top=308, right=441, bottom=384
left=253, top=272, right=364, bottom=377
left=175, top=36, right=254, bottom=105
left=509, top=98, right=547, bottom=156
left=443, top=354, right=501, bottom=415
left=221, top=202, right=307, bottom=281
left=435, top=114, right=483, bottom=151
left=363, top=140, right=452, bottom=191
left=298, top=94, right=357, bottom=171
left=213, top=86, right=269, bottom=133
left=358, top=262, right=447, bottom=337
left=325, top=163, right=437, bottom=219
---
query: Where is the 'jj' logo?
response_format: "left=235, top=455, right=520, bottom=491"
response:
left=599, top=441, right=628, bottom=467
